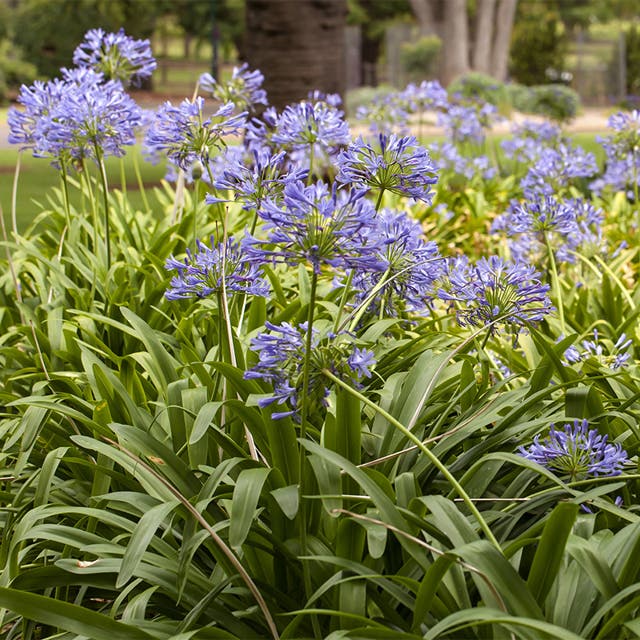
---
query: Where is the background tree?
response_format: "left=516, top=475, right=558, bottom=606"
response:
left=407, top=0, right=518, bottom=84
left=347, top=0, right=412, bottom=86
left=509, top=2, right=568, bottom=85
left=245, top=0, right=348, bottom=109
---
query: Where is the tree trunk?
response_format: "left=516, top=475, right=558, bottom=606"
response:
left=472, top=0, right=496, bottom=73
left=409, top=0, right=437, bottom=35
left=244, top=0, right=347, bottom=110
left=490, top=0, right=518, bottom=81
left=440, top=0, right=469, bottom=85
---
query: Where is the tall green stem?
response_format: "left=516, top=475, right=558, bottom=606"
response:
left=11, top=151, right=22, bottom=236
left=298, top=269, right=321, bottom=639
left=322, top=368, right=500, bottom=549
left=94, top=144, right=112, bottom=269
left=544, top=232, right=565, bottom=335
left=307, top=144, right=315, bottom=185
left=132, top=151, right=150, bottom=213
left=60, top=161, right=72, bottom=230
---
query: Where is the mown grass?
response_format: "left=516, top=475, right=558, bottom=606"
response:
left=0, top=148, right=166, bottom=233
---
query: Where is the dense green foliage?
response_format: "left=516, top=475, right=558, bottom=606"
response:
left=509, top=6, right=568, bottom=86
left=400, top=36, right=441, bottom=79
left=1, top=99, right=640, bottom=639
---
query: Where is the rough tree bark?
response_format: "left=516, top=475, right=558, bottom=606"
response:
left=244, top=0, right=348, bottom=110
left=440, top=0, right=469, bottom=85
left=473, top=0, right=496, bottom=73
left=491, top=0, right=518, bottom=81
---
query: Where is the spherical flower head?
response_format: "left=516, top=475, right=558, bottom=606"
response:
left=437, top=103, right=493, bottom=145
left=400, top=80, right=449, bottom=113
left=500, top=120, right=565, bottom=163
left=438, top=255, right=553, bottom=332
left=8, top=77, right=68, bottom=153
left=244, top=321, right=376, bottom=420
left=272, top=99, right=350, bottom=158
left=144, top=98, right=247, bottom=171
left=519, top=419, right=628, bottom=479
left=10, top=67, right=141, bottom=164
left=200, top=63, right=268, bottom=112
left=208, top=146, right=307, bottom=211
left=246, top=180, right=381, bottom=275
left=165, top=236, right=269, bottom=300
left=336, top=134, right=438, bottom=204
left=505, top=194, right=577, bottom=235
left=521, top=143, right=597, bottom=197
left=355, top=95, right=410, bottom=137
left=73, top=28, right=156, bottom=87
left=350, top=209, right=445, bottom=316
left=47, top=72, right=142, bottom=162
left=606, top=109, right=640, bottom=156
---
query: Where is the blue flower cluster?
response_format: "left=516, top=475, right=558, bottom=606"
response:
left=438, top=255, right=553, bottom=332
left=565, top=329, right=633, bottom=371
left=519, top=419, right=628, bottom=479
left=9, top=67, right=141, bottom=166
left=165, top=237, right=270, bottom=300
left=244, top=321, right=375, bottom=420
left=72, top=28, right=156, bottom=87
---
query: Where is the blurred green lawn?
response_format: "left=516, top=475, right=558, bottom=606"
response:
left=0, top=147, right=166, bottom=233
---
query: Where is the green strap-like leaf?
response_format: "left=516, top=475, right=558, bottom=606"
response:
left=117, top=498, right=179, bottom=588
left=0, top=586, right=155, bottom=640
left=527, top=501, right=579, bottom=605
left=229, top=466, right=271, bottom=551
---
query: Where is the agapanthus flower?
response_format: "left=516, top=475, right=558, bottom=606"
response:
left=564, top=329, right=632, bottom=371
left=355, top=93, right=410, bottom=137
left=244, top=321, right=375, bottom=420
left=607, top=109, right=640, bottom=155
left=44, top=72, right=141, bottom=162
left=493, top=195, right=604, bottom=265
left=73, top=27, right=156, bottom=87
left=438, top=255, right=553, bottom=331
left=591, top=111, right=640, bottom=197
left=9, top=68, right=141, bottom=164
left=521, top=143, right=597, bottom=197
left=349, top=209, right=445, bottom=316
left=336, top=134, right=438, bottom=204
left=207, top=147, right=307, bottom=211
left=272, top=99, right=350, bottom=150
left=246, top=180, right=381, bottom=274
left=199, top=63, right=268, bottom=111
left=519, top=419, right=628, bottom=479
left=431, top=142, right=496, bottom=181
left=500, top=119, right=564, bottom=163
left=399, top=80, right=449, bottom=113
left=8, top=78, right=68, bottom=153
left=165, top=236, right=269, bottom=300
left=144, top=98, right=246, bottom=171
left=500, top=194, right=577, bottom=235
left=437, top=102, right=498, bottom=145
